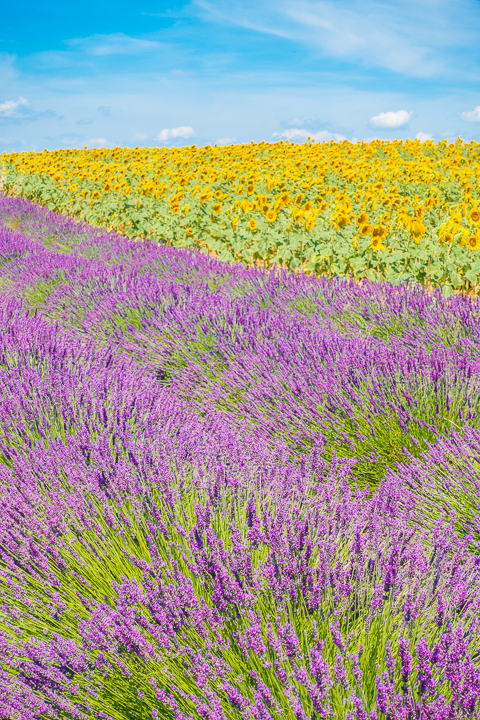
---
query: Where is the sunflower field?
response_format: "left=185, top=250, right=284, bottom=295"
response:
left=2, top=137, right=480, bottom=294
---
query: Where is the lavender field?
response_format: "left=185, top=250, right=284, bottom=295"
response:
left=0, top=195, right=480, bottom=720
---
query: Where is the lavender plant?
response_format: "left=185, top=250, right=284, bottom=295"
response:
left=0, top=198, right=479, bottom=718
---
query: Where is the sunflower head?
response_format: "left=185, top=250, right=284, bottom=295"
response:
left=356, top=212, right=369, bottom=226
left=246, top=184, right=255, bottom=195
left=305, top=217, right=316, bottom=232
left=185, top=228, right=194, bottom=237
left=360, top=224, right=372, bottom=237
left=440, top=232, right=454, bottom=244
left=469, top=208, right=480, bottom=225
left=304, top=201, right=314, bottom=212
left=468, top=234, right=480, bottom=251
left=371, top=236, right=382, bottom=250
left=336, top=214, right=350, bottom=229
left=214, top=190, right=223, bottom=199
left=91, top=190, right=100, bottom=200
left=372, top=225, right=387, bottom=240
left=212, top=202, right=223, bottom=215
left=411, top=220, right=426, bottom=241
left=248, top=218, right=257, bottom=231
left=266, top=210, right=277, bottom=223
left=171, top=204, right=181, bottom=214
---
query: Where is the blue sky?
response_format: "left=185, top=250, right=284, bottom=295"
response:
left=1, top=0, right=480, bottom=151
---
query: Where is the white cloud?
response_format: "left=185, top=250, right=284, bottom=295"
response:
left=155, top=126, right=195, bottom=142
left=461, top=106, right=480, bottom=122
left=132, top=132, right=148, bottom=141
left=370, top=110, right=413, bottom=128
left=172, top=69, right=188, bottom=76
left=416, top=132, right=434, bottom=141
left=216, top=137, right=237, bottom=145
left=273, top=127, right=347, bottom=142
left=87, top=137, right=108, bottom=146
left=0, top=97, right=29, bottom=118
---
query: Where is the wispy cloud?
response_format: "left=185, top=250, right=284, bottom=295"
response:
left=461, top=105, right=480, bottom=122
left=76, top=118, right=93, bottom=125
left=370, top=110, right=413, bottom=128
left=194, top=0, right=479, bottom=78
left=155, top=126, right=195, bottom=142
left=67, top=33, right=161, bottom=57
left=132, top=132, right=148, bottom=141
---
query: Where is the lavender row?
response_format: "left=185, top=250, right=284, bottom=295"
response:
left=0, top=303, right=478, bottom=719
left=0, top=199, right=479, bottom=717
left=1, top=197, right=480, bottom=488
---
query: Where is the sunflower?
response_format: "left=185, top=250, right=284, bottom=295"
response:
left=214, top=190, right=223, bottom=199
left=415, top=206, right=425, bottom=219
left=360, top=224, right=372, bottom=237
left=469, top=208, right=480, bottom=225
left=305, top=216, right=316, bottom=232
left=246, top=184, right=255, bottom=195
left=468, top=234, right=480, bottom=251
left=372, top=224, right=387, bottom=238
left=356, top=212, right=369, bottom=226
left=261, top=203, right=270, bottom=214
left=91, top=190, right=100, bottom=200
left=212, top=202, right=223, bottom=215
left=248, top=218, right=257, bottom=230
left=185, top=228, right=194, bottom=237
left=304, top=201, right=314, bottom=212
left=336, top=214, right=350, bottom=229
left=294, top=193, right=305, bottom=207
left=371, top=236, right=382, bottom=250
left=411, top=220, right=426, bottom=241
left=266, top=210, right=277, bottom=223
left=440, top=232, right=454, bottom=244
left=171, top=204, right=181, bottom=214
